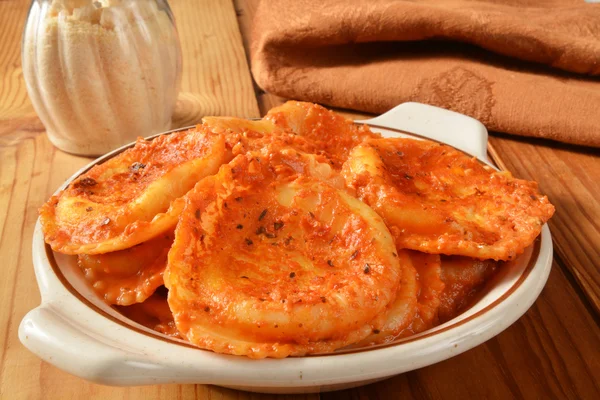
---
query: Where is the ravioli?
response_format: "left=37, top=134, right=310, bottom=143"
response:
left=201, top=115, right=325, bottom=162
left=342, top=138, right=555, bottom=260
left=399, top=252, right=444, bottom=337
left=117, top=289, right=179, bottom=337
left=354, top=251, right=443, bottom=345
left=40, top=127, right=228, bottom=254
left=265, top=101, right=378, bottom=168
left=201, top=101, right=377, bottom=170
left=78, top=231, right=173, bottom=305
left=352, top=250, right=418, bottom=347
left=438, top=256, right=498, bottom=322
left=39, top=101, right=555, bottom=358
left=165, top=150, right=402, bottom=358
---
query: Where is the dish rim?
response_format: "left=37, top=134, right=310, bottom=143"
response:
left=20, top=103, right=554, bottom=390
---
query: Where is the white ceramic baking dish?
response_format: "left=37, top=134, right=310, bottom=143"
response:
left=19, top=103, right=553, bottom=394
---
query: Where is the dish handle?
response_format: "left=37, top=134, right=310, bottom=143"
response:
left=19, top=305, right=163, bottom=385
left=355, top=102, right=490, bottom=163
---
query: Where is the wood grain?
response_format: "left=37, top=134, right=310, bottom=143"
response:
left=1, top=0, right=600, bottom=399
left=0, top=1, right=33, bottom=122
left=171, top=0, right=260, bottom=126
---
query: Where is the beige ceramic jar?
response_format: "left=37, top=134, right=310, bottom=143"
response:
left=22, top=0, right=182, bottom=156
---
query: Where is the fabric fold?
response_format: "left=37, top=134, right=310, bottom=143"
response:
left=251, top=0, right=600, bottom=147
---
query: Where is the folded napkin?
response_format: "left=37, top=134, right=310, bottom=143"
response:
left=250, top=0, right=600, bottom=147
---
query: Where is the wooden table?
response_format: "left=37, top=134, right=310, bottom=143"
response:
left=1, top=0, right=599, bottom=398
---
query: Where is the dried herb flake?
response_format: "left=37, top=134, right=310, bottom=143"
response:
left=258, top=209, right=268, bottom=221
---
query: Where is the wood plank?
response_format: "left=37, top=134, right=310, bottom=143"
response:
left=172, top=0, right=260, bottom=125
left=0, top=0, right=34, bottom=122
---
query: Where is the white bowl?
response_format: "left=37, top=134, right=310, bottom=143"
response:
left=19, top=103, right=553, bottom=394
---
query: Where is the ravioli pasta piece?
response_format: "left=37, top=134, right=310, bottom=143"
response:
left=438, top=256, right=498, bottom=323
left=399, top=252, right=444, bottom=337
left=78, top=231, right=173, bottom=306
left=39, top=101, right=556, bottom=357
left=165, top=151, right=402, bottom=358
left=352, top=250, right=418, bottom=347
left=117, top=290, right=179, bottom=337
left=202, top=115, right=325, bottom=163
left=40, top=128, right=228, bottom=254
left=202, top=101, right=376, bottom=169
left=202, top=116, right=277, bottom=137
left=342, top=138, right=555, bottom=261
left=265, top=101, right=378, bottom=168
left=355, top=251, right=443, bottom=345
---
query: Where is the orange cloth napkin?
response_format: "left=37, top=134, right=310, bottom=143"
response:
left=250, top=0, right=600, bottom=147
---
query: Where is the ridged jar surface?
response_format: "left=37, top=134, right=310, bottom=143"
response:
left=22, top=0, right=182, bottom=155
